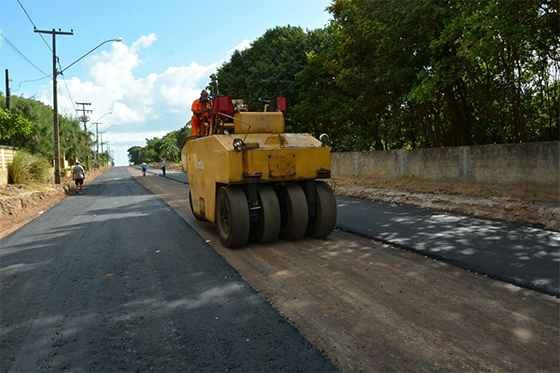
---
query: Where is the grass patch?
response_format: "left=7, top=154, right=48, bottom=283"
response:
left=8, top=151, right=53, bottom=184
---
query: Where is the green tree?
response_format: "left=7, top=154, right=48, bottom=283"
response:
left=1, top=93, right=93, bottom=161
left=160, top=132, right=180, bottom=162
left=216, top=26, right=326, bottom=121
left=0, top=107, right=32, bottom=139
left=329, top=0, right=559, bottom=148
left=127, top=146, right=144, bottom=165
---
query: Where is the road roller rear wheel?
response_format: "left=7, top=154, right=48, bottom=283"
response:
left=189, top=189, right=205, bottom=221
left=278, top=183, right=308, bottom=240
left=216, top=186, right=250, bottom=248
left=251, top=184, right=281, bottom=244
left=306, top=181, right=337, bottom=238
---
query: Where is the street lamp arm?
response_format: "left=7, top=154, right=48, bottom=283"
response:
left=100, top=124, right=117, bottom=134
left=88, top=121, right=102, bottom=131
left=60, top=38, right=122, bottom=75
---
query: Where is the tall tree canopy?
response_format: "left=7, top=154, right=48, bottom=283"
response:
left=330, top=0, right=559, bottom=149
left=127, top=123, right=191, bottom=164
left=212, top=2, right=558, bottom=151
left=215, top=26, right=331, bottom=125
left=0, top=93, right=94, bottom=164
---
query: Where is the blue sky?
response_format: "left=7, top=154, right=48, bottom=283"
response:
left=0, top=0, right=333, bottom=166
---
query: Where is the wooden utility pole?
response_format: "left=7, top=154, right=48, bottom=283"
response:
left=76, top=102, right=92, bottom=131
left=34, top=28, right=73, bottom=184
left=76, top=102, right=92, bottom=169
left=5, top=69, right=11, bottom=114
left=5, top=69, right=14, bottom=149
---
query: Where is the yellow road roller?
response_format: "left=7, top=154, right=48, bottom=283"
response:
left=181, top=95, right=336, bottom=248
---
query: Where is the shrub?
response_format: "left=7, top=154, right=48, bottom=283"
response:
left=8, top=151, right=52, bottom=184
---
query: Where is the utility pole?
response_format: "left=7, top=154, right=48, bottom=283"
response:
left=34, top=28, right=73, bottom=184
left=101, top=141, right=106, bottom=166
left=106, top=142, right=111, bottom=167
left=76, top=102, right=92, bottom=169
left=76, top=102, right=92, bottom=131
left=5, top=70, right=11, bottom=114
left=5, top=69, right=14, bottom=149
left=92, top=122, right=101, bottom=164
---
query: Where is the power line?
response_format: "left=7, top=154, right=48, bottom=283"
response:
left=58, top=61, right=77, bottom=113
left=61, top=0, right=80, bottom=58
left=14, top=76, right=51, bottom=92
left=0, top=31, right=51, bottom=78
left=16, top=0, right=53, bottom=53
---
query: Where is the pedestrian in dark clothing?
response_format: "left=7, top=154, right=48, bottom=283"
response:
left=72, top=161, right=85, bottom=194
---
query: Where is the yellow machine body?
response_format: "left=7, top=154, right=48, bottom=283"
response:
left=181, top=101, right=336, bottom=248
left=182, top=121, right=331, bottom=223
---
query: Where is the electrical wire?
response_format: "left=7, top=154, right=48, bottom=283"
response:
left=59, top=75, right=77, bottom=113
left=61, top=0, right=80, bottom=58
left=16, top=0, right=53, bottom=53
left=0, top=31, right=51, bottom=78
left=58, top=60, right=77, bottom=113
left=14, top=76, right=51, bottom=92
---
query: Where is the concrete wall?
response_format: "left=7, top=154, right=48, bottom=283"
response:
left=0, top=146, right=18, bottom=186
left=331, top=141, right=560, bottom=187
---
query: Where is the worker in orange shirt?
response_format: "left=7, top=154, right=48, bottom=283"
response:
left=191, top=89, right=212, bottom=137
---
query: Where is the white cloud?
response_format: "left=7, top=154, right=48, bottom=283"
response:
left=131, top=34, right=157, bottom=53
left=39, top=34, right=218, bottom=124
left=111, top=131, right=168, bottom=144
left=35, top=34, right=254, bottom=166
left=157, top=62, right=218, bottom=106
left=225, top=39, right=252, bottom=61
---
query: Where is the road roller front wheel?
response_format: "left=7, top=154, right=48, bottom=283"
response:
left=306, top=181, right=337, bottom=238
left=278, top=183, right=308, bottom=240
left=216, top=186, right=250, bottom=248
left=251, top=184, right=281, bottom=244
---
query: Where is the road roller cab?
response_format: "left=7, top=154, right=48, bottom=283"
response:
left=181, top=95, right=336, bottom=248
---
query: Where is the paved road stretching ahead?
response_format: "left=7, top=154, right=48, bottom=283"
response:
left=144, top=166, right=560, bottom=297
left=0, top=168, right=335, bottom=372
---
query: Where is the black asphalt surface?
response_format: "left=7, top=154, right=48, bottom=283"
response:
left=142, top=166, right=560, bottom=297
left=336, top=196, right=560, bottom=297
left=0, top=167, right=335, bottom=372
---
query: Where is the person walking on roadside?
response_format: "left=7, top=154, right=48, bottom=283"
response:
left=161, top=158, right=167, bottom=176
left=141, top=162, right=147, bottom=176
left=72, top=161, right=85, bottom=194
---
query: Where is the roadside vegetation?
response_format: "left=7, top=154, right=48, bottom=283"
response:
left=0, top=95, right=96, bottom=165
left=127, top=125, right=191, bottom=165
left=0, top=94, right=108, bottom=184
left=8, top=150, right=52, bottom=184
left=129, top=0, right=558, bottom=163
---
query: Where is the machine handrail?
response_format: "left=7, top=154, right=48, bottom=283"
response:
left=215, top=112, right=252, bottom=143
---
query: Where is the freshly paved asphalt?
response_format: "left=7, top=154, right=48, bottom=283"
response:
left=0, top=168, right=335, bottom=372
left=143, top=166, right=560, bottom=297
left=336, top=196, right=559, bottom=297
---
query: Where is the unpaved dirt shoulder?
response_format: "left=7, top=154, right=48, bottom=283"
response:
left=0, top=168, right=111, bottom=240
left=328, top=176, right=559, bottom=231
left=128, top=167, right=559, bottom=372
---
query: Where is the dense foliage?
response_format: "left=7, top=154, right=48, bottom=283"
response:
left=128, top=0, right=556, bottom=162
left=8, top=150, right=52, bottom=184
left=329, top=0, right=559, bottom=149
left=0, top=93, right=94, bottom=165
left=127, top=124, right=191, bottom=165
left=211, top=0, right=558, bottom=151
left=0, top=107, right=32, bottom=140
